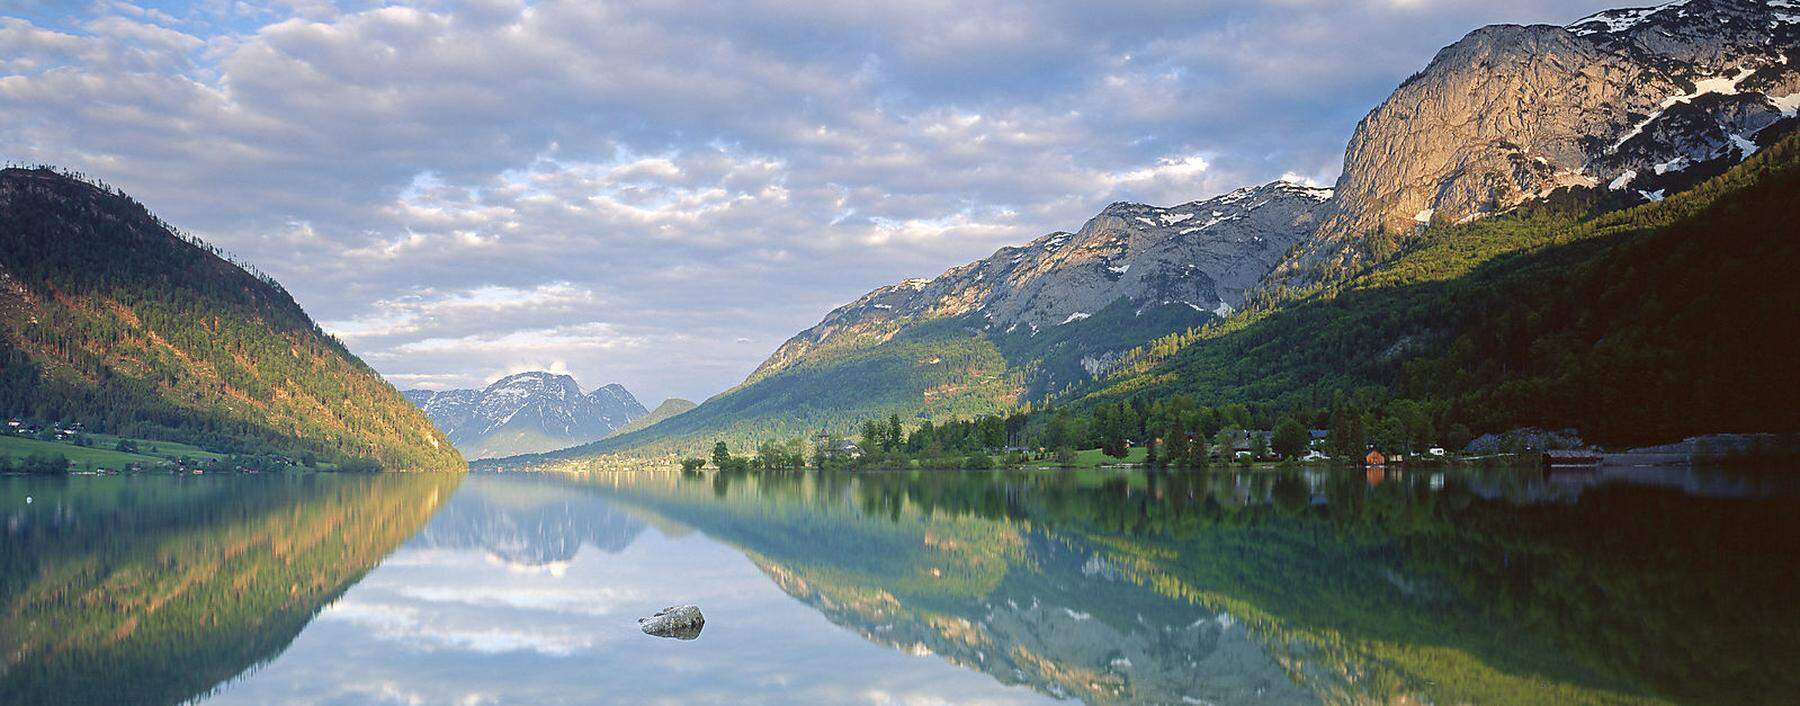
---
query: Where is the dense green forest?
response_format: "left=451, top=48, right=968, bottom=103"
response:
left=0, top=167, right=462, bottom=471
left=1073, top=132, right=1800, bottom=446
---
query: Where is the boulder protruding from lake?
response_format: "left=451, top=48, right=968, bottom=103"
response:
left=638, top=605, right=705, bottom=640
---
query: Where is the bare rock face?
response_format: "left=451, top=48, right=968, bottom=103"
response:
left=748, top=181, right=1329, bottom=382
left=1329, top=25, right=1666, bottom=236
left=1276, top=0, right=1800, bottom=284
left=638, top=605, right=705, bottom=640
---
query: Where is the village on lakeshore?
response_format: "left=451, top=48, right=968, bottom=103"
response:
left=0, top=417, right=358, bottom=475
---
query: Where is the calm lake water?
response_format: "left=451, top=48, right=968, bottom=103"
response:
left=3, top=465, right=1797, bottom=705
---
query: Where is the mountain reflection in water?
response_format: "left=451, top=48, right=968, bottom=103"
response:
left=1, top=473, right=458, bottom=706
left=2, top=465, right=1793, bottom=705
left=585, top=465, right=1799, bottom=706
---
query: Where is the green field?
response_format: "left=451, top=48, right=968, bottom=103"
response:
left=0, top=432, right=229, bottom=472
left=0, top=435, right=165, bottom=471
left=82, top=434, right=227, bottom=461
left=1058, top=446, right=1148, bottom=468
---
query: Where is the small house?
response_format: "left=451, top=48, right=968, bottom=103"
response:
left=1228, top=430, right=1273, bottom=452
left=1364, top=449, right=1386, bottom=467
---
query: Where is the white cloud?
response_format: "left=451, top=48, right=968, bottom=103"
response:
left=320, top=597, right=598, bottom=655
left=321, top=282, right=597, bottom=340
left=394, top=322, right=645, bottom=355
left=0, top=0, right=1626, bottom=403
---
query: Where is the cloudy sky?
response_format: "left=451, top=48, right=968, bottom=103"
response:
left=0, top=0, right=1619, bottom=405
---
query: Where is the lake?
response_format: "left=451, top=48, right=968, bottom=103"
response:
left=3, top=465, right=1796, bottom=705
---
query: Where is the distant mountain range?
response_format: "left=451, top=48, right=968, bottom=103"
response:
left=0, top=167, right=461, bottom=471
left=404, top=372, right=648, bottom=459
left=527, top=0, right=1800, bottom=459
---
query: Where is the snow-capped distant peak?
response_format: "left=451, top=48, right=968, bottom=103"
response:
left=405, top=372, right=647, bottom=459
left=1567, top=0, right=1693, bottom=36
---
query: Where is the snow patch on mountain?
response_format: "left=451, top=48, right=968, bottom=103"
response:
left=1568, top=1, right=1695, bottom=37
left=405, top=372, right=647, bottom=459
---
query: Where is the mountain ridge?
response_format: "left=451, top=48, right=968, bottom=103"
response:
left=499, top=180, right=1330, bottom=461
left=0, top=166, right=462, bottom=471
left=609, top=397, right=697, bottom=438
left=406, top=371, right=647, bottom=459
left=746, top=181, right=1330, bottom=388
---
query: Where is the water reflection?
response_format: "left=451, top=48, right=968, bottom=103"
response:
left=406, top=474, right=647, bottom=567
left=589, top=466, right=1800, bottom=706
left=2, top=466, right=1793, bottom=705
left=0, top=473, right=458, bottom=706
left=197, top=472, right=1060, bottom=705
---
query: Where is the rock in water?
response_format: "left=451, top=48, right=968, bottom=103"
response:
left=638, top=605, right=705, bottom=640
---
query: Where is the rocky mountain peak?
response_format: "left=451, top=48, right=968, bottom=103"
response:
left=484, top=371, right=582, bottom=402
left=405, top=372, right=647, bottom=459
left=746, top=180, right=1330, bottom=382
left=1568, top=0, right=1796, bottom=64
left=1269, top=0, right=1799, bottom=285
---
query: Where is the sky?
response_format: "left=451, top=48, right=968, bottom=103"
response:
left=0, top=0, right=1622, bottom=405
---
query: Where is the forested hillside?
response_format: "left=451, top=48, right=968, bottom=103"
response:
left=506, top=296, right=1210, bottom=461
left=1079, top=132, right=1800, bottom=446
left=526, top=315, right=1023, bottom=458
left=0, top=167, right=462, bottom=471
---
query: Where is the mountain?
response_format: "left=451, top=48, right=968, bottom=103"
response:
left=608, top=397, right=696, bottom=437
left=406, top=371, right=647, bottom=459
left=521, top=181, right=1328, bottom=458
left=1084, top=132, right=1800, bottom=446
left=531, top=0, right=1799, bottom=459
left=0, top=167, right=461, bottom=471
left=1273, top=0, right=1799, bottom=283
left=1, top=473, right=456, bottom=705
left=749, top=182, right=1330, bottom=383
